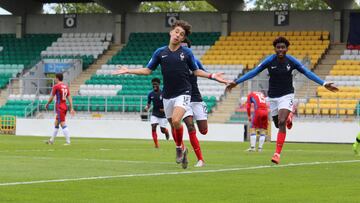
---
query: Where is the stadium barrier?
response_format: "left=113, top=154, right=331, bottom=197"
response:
left=0, top=115, right=16, bottom=134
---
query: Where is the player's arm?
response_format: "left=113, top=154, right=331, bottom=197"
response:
left=188, top=54, right=226, bottom=84
left=246, top=95, right=252, bottom=122
left=45, top=86, right=56, bottom=110
left=112, top=66, right=152, bottom=75
left=186, top=49, right=229, bottom=84
left=45, top=95, right=54, bottom=110
left=67, top=94, right=75, bottom=116
left=113, top=48, right=163, bottom=76
left=144, top=93, right=152, bottom=112
left=226, top=55, right=274, bottom=93
left=290, top=55, right=338, bottom=92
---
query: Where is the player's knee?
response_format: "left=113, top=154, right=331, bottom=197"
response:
left=278, top=118, right=286, bottom=128
left=172, top=119, right=182, bottom=128
left=160, top=128, right=167, bottom=133
left=199, top=128, right=208, bottom=135
left=187, top=124, right=196, bottom=132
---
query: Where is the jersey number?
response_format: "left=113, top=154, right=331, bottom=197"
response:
left=62, top=88, right=68, bottom=101
left=255, top=93, right=266, bottom=104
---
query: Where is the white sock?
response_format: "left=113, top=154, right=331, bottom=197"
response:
left=62, top=126, right=70, bottom=144
left=50, top=127, right=59, bottom=142
left=250, top=134, right=256, bottom=148
left=259, top=134, right=266, bottom=149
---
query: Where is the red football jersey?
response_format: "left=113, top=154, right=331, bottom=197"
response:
left=52, top=82, right=70, bottom=110
left=246, top=91, right=268, bottom=117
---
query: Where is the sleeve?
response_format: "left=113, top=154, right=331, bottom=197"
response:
left=196, top=59, right=208, bottom=72
left=234, top=55, right=274, bottom=84
left=147, top=92, right=152, bottom=105
left=185, top=48, right=199, bottom=71
left=246, top=94, right=252, bottom=118
left=288, top=55, right=325, bottom=86
left=51, top=86, right=57, bottom=96
left=146, top=48, right=162, bottom=71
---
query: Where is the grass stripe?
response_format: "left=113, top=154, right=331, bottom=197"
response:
left=0, top=159, right=359, bottom=187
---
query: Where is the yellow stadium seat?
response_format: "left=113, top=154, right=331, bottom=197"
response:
left=293, top=31, right=300, bottom=36
left=272, top=31, right=279, bottom=36
left=285, top=31, right=293, bottom=36
left=300, top=31, right=308, bottom=36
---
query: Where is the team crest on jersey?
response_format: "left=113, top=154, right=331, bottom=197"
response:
left=180, top=52, right=185, bottom=61
left=286, top=64, right=291, bottom=71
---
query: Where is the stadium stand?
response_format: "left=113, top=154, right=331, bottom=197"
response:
left=0, top=34, right=60, bottom=89
left=202, top=31, right=329, bottom=70
left=296, top=51, right=360, bottom=117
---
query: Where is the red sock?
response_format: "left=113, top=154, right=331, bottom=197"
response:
left=189, top=130, right=203, bottom=161
left=171, top=128, right=177, bottom=143
left=175, top=125, right=184, bottom=147
left=276, top=132, right=286, bottom=154
left=152, top=130, right=158, bottom=147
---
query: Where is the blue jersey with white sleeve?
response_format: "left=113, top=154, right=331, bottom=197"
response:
left=234, top=54, right=325, bottom=98
left=147, top=46, right=199, bottom=99
left=189, top=59, right=206, bottom=102
left=147, top=90, right=165, bottom=118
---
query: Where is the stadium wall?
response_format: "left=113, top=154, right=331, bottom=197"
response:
left=0, top=10, right=337, bottom=41
left=15, top=119, right=358, bottom=143
left=270, top=121, right=359, bottom=143
left=0, top=15, right=17, bottom=33
left=26, top=14, right=115, bottom=34
left=125, top=12, right=222, bottom=41
left=15, top=119, right=245, bottom=142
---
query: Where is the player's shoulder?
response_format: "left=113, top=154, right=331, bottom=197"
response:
left=260, top=54, right=276, bottom=65
left=181, top=46, right=193, bottom=55
left=285, top=54, right=300, bottom=63
left=148, top=90, right=154, bottom=95
left=153, top=46, right=168, bottom=55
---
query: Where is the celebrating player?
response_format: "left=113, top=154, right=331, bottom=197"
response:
left=45, top=73, right=75, bottom=145
left=144, top=78, right=170, bottom=148
left=226, top=36, right=338, bottom=164
left=113, top=20, right=228, bottom=169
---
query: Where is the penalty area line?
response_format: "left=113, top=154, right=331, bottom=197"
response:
left=0, top=159, right=359, bottom=186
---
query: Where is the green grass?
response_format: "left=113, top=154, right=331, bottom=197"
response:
left=0, top=135, right=359, bottom=203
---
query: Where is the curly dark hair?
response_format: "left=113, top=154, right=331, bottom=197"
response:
left=273, top=36, right=290, bottom=47
left=151, top=78, right=161, bottom=84
left=171, top=20, right=192, bottom=37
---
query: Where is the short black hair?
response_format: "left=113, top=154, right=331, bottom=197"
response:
left=273, top=36, right=290, bottom=47
left=151, top=78, right=161, bottom=84
left=183, top=37, right=192, bottom=48
left=55, top=73, right=63, bottom=81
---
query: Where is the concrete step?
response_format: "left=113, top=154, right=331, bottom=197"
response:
left=328, top=49, right=343, bottom=55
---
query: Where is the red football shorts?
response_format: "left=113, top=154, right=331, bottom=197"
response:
left=251, top=109, right=268, bottom=129
left=56, top=108, right=67, bottom=122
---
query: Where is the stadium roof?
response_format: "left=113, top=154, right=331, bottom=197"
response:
left=0, top=0, right=356, bottom=15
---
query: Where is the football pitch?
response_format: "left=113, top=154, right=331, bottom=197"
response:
left=0, top=135, right=359, bottom=203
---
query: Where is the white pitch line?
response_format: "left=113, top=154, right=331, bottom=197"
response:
left=0, top=159, right=359, bottom=187
left=0, top=155, right=175, bottom=165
